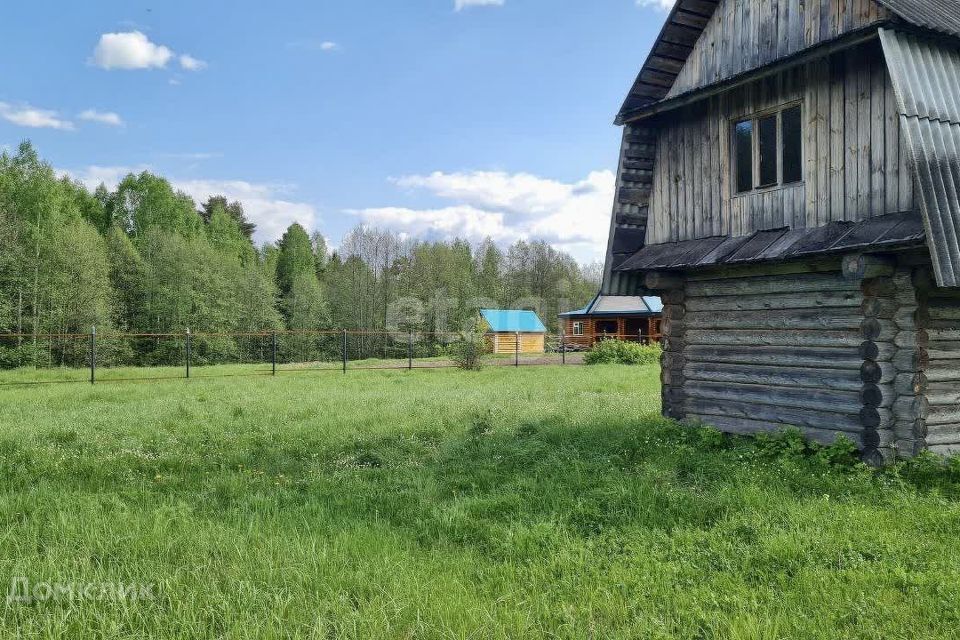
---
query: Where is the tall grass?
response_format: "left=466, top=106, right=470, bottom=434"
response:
left=0, top=364, right=957, bottom=638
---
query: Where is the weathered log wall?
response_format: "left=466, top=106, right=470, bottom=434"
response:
left=649, top=257, right=956, bottom=461
left=924, top=287, right=960, bottom=456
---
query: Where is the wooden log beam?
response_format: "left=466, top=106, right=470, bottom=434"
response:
left=861, top=383, right=895, bottom=409
left=684, top=290, right=863, bottom=313
left=684, top=309, right=863, bottom=331
left=861, top=277, right=897, bottom=298
left=893, top=395, right=930, bottom=421
left=662, top=305, right=686, bottom=322
left=684, top=398, right=862, bottom=432
left=862, top=297, right=898, bottom=319
left=860, top=406, right=895, bottom=430
left=660, top=290, right=685, bottom=305
left=685, top=344, right=863, bottom=369
left=684, top=362, right=861, bottom=391
left=842, top=254, right=895, bottom=280
left=892, top=347, right=930, bottom=372
left=645, top=271, right=685, bottom=291
left=895, top=372, right=928, bottom=396
left=861, top=361, right=897, bottom=384
left=684, top=380, right=861, bottom=413
left=682, top=413, right=879, bottom=449
left=685, top=272, right=859, bottom=297
left=661, top=319, right=685, bottom=336
left=927, top=406, right=960, bottom=427
left=895, top=330, right=928, bottom=349
left=684, top=329, right=862, bottom=349
left=859, top=341, right=895, bottom=362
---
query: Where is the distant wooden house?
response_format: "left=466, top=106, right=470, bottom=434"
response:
left=600, top=0, right=960, bottom=462
left=559, top=295, right=663, bottom=348
left=480, top=309, right=547, bottom=354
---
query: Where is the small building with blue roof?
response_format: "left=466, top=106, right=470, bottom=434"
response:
left=479, top=309, right=547, bottom=354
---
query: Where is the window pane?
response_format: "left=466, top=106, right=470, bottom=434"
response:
left=782, top=105, right=803, bottom=184
left=757, top=114, right=778, bottom=187
left=734, top=120, right=753, bottom=193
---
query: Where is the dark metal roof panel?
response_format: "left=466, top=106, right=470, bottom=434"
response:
left=724, top=229, right=789, bottom=263
left=785, top=221, right=856, bottom=256
left=881, top=28, right=960, bottom=286
left=614, top=213, right=927, bottom=273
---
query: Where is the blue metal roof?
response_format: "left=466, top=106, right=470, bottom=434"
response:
left=480, top=309, right=547, bottom=333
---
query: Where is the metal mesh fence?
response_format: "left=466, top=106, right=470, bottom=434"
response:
left=0, top=330, right=588, bottom=387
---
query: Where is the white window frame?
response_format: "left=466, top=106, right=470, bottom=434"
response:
left=572, top=321, right=584, bottom=336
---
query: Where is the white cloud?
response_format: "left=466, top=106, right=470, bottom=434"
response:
left=62, top=165, right=150, bottom=190
left=0, top=103, right=74, bottom=130
left=355, top=169, right=615, bottom=262
left=91, top=31, right=174, bottom=70
left=455, top=0, right=504, bottom=10
left=179, top=54, right=207, bottom=71
left=351, top=205, right=515, bottom=244
left=287, top=39, right=340, bottom=52
left=78, top=109, right=124, bottom=127
left=63, top=165, right=316, bottom=245
left=175, top=179, right=316, bottom=243
left=636, top=0, right=675, bottom=10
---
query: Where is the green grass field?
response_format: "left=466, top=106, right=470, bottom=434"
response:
left=1, top=364, right=959, bottom=639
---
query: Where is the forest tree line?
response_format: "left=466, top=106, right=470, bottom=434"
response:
left=0, top=142, right=600, bottom=367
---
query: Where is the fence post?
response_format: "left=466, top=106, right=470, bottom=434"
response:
left=186, top=328, right=191, bottom=379
left=89, top=325, right=96, bottom=385
left=271, top=331, right=277, bottom=376
left=342, top=329, right=347, bottom=374
left=408, top=331, right=413, bottom=371
left=515, top=331, right=520, bottom=367
left=561, top=329, right=565, bottom=365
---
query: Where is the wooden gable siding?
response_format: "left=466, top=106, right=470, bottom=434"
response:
left=490, top=333, right=545, bottom=355
left=666, top=0, right=892, bottom=100
left=645, top=40, right=914, bottom=245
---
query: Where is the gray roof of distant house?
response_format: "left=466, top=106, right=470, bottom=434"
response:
left=560, top=295, right=663, bottom=318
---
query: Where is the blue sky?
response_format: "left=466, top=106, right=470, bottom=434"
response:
left=1, top=0, right=672, bottom=262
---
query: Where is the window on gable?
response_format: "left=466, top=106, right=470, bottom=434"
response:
left=734, top=120, right=753, bottom=194
left=732, top=104, right=803, bottom=194
left=781, top=105, right=803, bottom=184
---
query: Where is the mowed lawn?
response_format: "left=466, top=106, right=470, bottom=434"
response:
left=1, top=365, right=959, bottom=639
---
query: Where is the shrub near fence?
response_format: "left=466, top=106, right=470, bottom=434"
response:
left=584, top=340, right=662, bottom=366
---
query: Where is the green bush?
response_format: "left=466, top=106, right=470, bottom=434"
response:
left=449, top=319, right=491, bottom=370
left=584, top=339, right=662, bottom=365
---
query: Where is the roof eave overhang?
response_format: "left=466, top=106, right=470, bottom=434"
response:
left=615, top=24, right=887, bottom=126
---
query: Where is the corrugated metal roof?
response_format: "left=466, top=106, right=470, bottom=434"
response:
left=480, top=310, right=547, bottom=333
left=615, top=212, right=925, bottom=272
left=559, top=295, right=663, bottom=317
left=881, top=28, right=960, bottom=287
left=879, top=0, right=960, bottom=38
